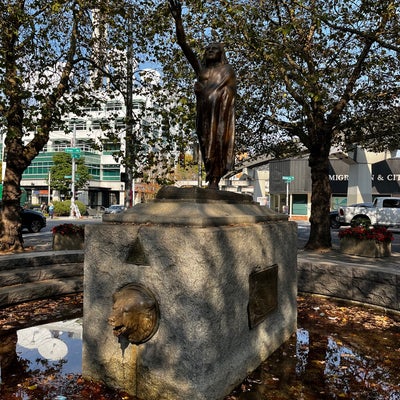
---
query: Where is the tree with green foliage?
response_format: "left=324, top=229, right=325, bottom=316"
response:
left=159, top=0, right=400, bottom=250
left=0, top=1, right=95, bottom=251
left=0, top=0, right=181, bottom=251
left=49, top=152, right=91, bottom=198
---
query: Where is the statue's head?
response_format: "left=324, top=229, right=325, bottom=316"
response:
left=108, top=283, right=159, bottom=345
left=203, top=42, right=228, bottom=66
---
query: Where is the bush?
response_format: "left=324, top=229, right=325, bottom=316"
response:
left=53, top=200, right=86, bottom=216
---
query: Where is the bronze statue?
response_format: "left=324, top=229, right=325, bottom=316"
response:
left=169, top=0, right=236, bottom=189
left=108, top=283, right=159, bottom=345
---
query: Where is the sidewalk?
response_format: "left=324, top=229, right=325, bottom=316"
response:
left=296, top=220, right=400, bottom=273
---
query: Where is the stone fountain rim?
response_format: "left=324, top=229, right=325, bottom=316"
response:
left=103, top=186, right=288, bottom=227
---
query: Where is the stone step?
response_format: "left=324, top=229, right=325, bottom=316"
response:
left=297, top=256, right=400, bottom=311
left=0, top=251, right=84, bottom=271
left=0, top=277, right=83, bottom=307
left=0, top=263, right=83, bottom=286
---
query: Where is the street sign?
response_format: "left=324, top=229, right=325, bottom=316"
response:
left=64, top=175, right=72, bottom=179
left=65, top=147, right=81, bottom=159
left=282, top=175, right=294, bottom=182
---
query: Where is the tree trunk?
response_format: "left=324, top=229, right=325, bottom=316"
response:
left=0, top=167, right=24, bottom=252
left=0, top=132, right=37, bottom=251
left=305, top=144, right=332, bottom=250
left=0, top=134, right=50, bottom=251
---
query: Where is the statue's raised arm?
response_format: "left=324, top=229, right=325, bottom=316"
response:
left=168, top=0, right=201, bottom=76
left=168, top=1, right=236, bottom=190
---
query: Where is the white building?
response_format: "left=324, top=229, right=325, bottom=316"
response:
left=21, top=91, right=177, bottom=209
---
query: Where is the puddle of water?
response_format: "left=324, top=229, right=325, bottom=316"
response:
left=226, top=298, right=400, bottom=400
left=1, top=297, right=399, bottom=399
left=0, top=319, right=83, bottom=400
left=16, top=319, right=82, bottom=374
left=241, top=330, right=400, bottom=400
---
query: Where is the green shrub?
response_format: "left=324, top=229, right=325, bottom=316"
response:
left=53, top=200, right=86, bottom=216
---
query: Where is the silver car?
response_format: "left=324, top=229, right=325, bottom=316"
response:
left=104, top=205, right=126, bottom=214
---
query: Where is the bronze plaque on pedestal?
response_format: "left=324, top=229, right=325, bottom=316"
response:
left=248, top=264, right=278, bottom=329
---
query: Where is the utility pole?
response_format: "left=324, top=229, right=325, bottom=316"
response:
left=124, top=8, right=135, bottom=208
left=70, top=122, right=76, bottom=218
left=282, top=176, right=294, bottom=216
left=197, top=143, right=202, bottom=188
left=48, top=170, right=51, bottom=205
left=1, top=129, right=5, bottom=183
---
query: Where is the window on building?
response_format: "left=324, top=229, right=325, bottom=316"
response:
left=53, top=140, right=70, bottom=151
left=87, top=164, right=101, bottom=180
left=52, top=125, right=63, bottom=131
left=23, top=160, right=53, bottom=180
left=91, top=119, right=111, bottom=132
left=132, top=100, right=144, bottom=110
left=102, top=164, right=121, bottom=181
left=103, top=142, right=121, bottom=151
left=115, top=118, right=125, bottom=129
left=106, top=101, right=123, bottom=111
left=82, top=105, right=101, bottom=112
left=69, top=120, right=86, bottom=131
left=91, top=120, right=102, bottom=130
left=76, top=139, right=96, bottom=152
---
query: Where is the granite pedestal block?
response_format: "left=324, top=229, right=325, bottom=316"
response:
left=82, top=187, right=297, bottom=400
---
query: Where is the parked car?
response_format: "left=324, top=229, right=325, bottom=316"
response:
left=330, top=202, right=373, bottom=229
left=338, top=199, right=394, bottom=227
left=104, top=205, right=126, bottom=214
left=21, top=208, right=47, bottom=233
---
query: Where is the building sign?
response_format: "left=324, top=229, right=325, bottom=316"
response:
left=329, top=174, right=400, bottom=182
left=269, top=157, right=400, bottom=196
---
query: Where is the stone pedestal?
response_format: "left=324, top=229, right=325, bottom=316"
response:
left=82, top=186, right=297, bottom=400
left=340, top=237, right=391, bottom=257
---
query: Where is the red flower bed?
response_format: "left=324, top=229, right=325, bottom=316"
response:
left=338, top=226, right=393, bottom=243
left=52, top=223, right=84, bottom=237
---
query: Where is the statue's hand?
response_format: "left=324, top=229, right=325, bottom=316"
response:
left=168, top=0, right=182, bottom=20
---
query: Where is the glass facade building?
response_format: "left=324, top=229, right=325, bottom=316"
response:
left=14, top=95, right=159, bottom=209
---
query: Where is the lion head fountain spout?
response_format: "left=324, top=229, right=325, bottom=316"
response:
left=108, top=283, right=159, bottom=345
